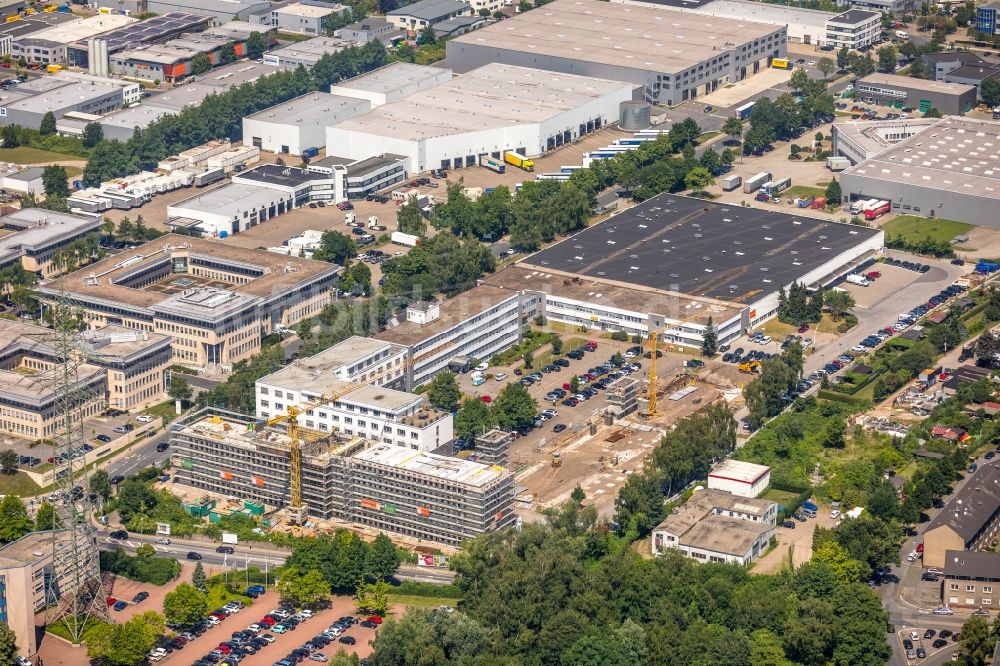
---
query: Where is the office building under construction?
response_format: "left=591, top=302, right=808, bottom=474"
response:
left=170, top=407, right=515, bottom=545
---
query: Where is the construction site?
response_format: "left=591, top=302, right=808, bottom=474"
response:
left=169, top=407, right=515, bottom=548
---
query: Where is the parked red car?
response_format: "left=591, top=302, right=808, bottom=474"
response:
left=866, top=271, right=881, bottom=279
left=217, top=645, right=231, bottom=655
left=917, top=543, right=924, bottom=553
left=106, top=597, right=116, bottom=606
left=367, top=616, right=383, bottom=625
left=797, top=325, right=809, bottom=333
left=585, top=341, right=598, bottom=350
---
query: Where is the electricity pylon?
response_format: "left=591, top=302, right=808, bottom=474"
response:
left=31, top=296, right=109, bottom=638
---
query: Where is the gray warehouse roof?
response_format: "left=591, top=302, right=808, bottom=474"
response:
left=331, top=62, right=633, bottom=140
left=843, top=118, right=1000, bottom=203
left=858, top=72, right=977, bottom=95
left=333, top=62, right=451, bottom=95
left=943, top=550, right=1000, bottom=580
left=522, top=194, right=882, bottom=303
left=245, top=92, right=370, bottom=125
left=448, top=0, right=781, bottom=75
left=387, top=0, right=470, bottom=20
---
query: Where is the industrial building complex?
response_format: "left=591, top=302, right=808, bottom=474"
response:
left=840, top=117, right=1000, bottom=228
left=446, top=0, right=786, bottom=105
left=38, top=235, right=339, bottom=368
left=170, top=407, right=513, bottom=545
left=325, top=62, right=635, bottom=173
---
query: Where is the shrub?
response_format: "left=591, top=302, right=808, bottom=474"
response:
left=610, top=331, right=629, bottom=342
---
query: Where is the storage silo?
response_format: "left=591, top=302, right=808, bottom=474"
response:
left=619, top=101, right=651, bottom=131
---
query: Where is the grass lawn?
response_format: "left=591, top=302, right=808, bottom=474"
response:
left=783, top=185, right=826, bottom=201
left=0, top=147, right=80, bottom=164
left=761, top=488, right=799, bottom=505
left=817, top=313, right=854, bottom=334
left=64, top=165, right=83, bottom=178
left=143, top=399, right=178, bottom=423
left=760, top=319, right=797, bottom=339
left=205, top=583, right=252, bottom=610
left=46, top=616, right=107, bottom=644
left=0, top=470, right=42, bottom=496
left=697, top=131, right=721, bottom=145
left=387, top=593, right=460, bottom=609
left=881, top=215, right=974, bottom=244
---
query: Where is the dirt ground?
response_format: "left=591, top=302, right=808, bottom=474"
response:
left=753, top=509, right=839, bottom=574
left=955, top=225, right=1000, bottom=260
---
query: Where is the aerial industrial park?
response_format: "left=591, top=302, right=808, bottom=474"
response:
left=2, top=0, right=1000, bottom=663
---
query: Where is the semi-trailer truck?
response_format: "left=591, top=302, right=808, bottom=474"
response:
left=391, top=231, right=420, bottom=247
left=504, top=151, right=534, bottom=172
left=763, top=177, right=791, bottom=195
left=850, top=198, right=878, bottom=215
left=863, top=200, right=891, bottom=220
left=479, top=154, right=506, bottom=173
left=743, top=171, right=772, bottom=193
left=734, top=101, right=754, bottom=120
left=722, top=175, right=742, bottom=191
left=194, top=167, right=224, bottom=187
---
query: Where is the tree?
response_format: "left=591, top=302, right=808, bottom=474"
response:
left=313, top=231, right=357, bottom=265
left=419, top=24, right=436, bottom=46
left=191, top=51, right=212, bottom=75
left=90, top=468, right=112, bottom=502
left=163, top=582, right=208, bottom=626
left=0, top=449, right=17, bottom=475
left=368, top=533, right=401, bottom=580
left=812, top=540, right=864, bottom=582
left=87, top=611, right=164, bottom=666
left=837, top=46, right=850, bottom=70
left=220, top=41, right=237, bottom=64
left=981, top=78, right=1000, bottom=107
left=818, top=57, right=835, bottom=80
left=825, top=178, right=842, bottom=204
left=958, top=615, right=994, bottom=666
left=722, top=116, right=744, bottom=145
left=823, top=417, right=847, bottom=449
left=908, top=54, right=929, bottom=79
left=701, top=316, right=717, bottom=356
left=684, top=166, right=714, bottom=195
left=427, top=372, right=461, bottom=412
left=35, top=500, right=62, bottom=531
left=570, top=375, right=581, bottom=393
left=342, top=261, right=372, bottom=297
left=0, top=495, right=32, bottom=543
left=168, top=375, right=192, bottom=413
left=42, top=164, right=69, bottom=198
left=277, top=566, right=331, bottom=608
left=397, top=196, right=426, bottom=236
left=824, top=289, right=856, bottom=321
left=523, top=349, right=534, bottom=369
left=877, top=45, right=897, bottom=72
left=551, top=337, right=563, bottom=356
left=850, top=54, right=876, bottom=77
left=192, top=561, right=207, bottom=591
left=247, top=31, right=267, bottom=60
left=924, top=107, right=943, bottom=118
left=354, top=577, right=390, bottom=615
left=82, top=121, right=104, bottom=148
left=0, top=623, right=18, bottom=666
left=39, top=111, right=56, bottom=135
left=493, top=383, right=538, bottom=429
left=570, top=484, right=586, bottom=504
left=454, top=397, right=493, bottom=441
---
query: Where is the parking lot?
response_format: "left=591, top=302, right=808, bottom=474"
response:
left=894, top=625, right=960, bottom=663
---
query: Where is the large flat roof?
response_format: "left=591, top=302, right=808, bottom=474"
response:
left=449, top=0, right=781, bottom=75
left=696, top=0, right=833, bottom=29
left=70, top=12, right=209, bottom=51
left=0, top=530, right=67, bottom=568
left=42, top=234, right=339, bottom=311
left=387, top=0, right=470, bottom=20
left=0, top=12, right=76, bottom=39
left=843, top=117, right=1000, bottom=201
left=679, top=516, right=773, bottom=556
left=709, top=459, right=770, bottom=484
left=100, top=104, right=178, bottom=132
left=859, top=72, right=977, bottom=95
left=833, top=117, right=939, bottom=158
left=265, top=36, right=348, bottom=65
left=245, top=92, right=370, bottom=125
left=331, top=63, right=633, bottom=141
left=0, top=208, right=102, bottom=256
left=352, top=443, right=509, bottom=487
left=374, top=282, right=519, bottom=346
left=274, top=2, right=344, bottom=17
left=149, top=62, right=280, bottom=110
left=332, top=62, right=451, bottom=95
left=520, top=194, right=882, bottom=304
left=170, top=183, right=282, bottom=216
left=24, top=13, right=135, bottom=45
left=485, top=264, right=739, bottom=325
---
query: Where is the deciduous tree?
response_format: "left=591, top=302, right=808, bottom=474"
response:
left=163, top=582, right=208, bottom=626
left=87, top=611, right=164, bottom=666
left=0, top=495, right=32, bottom=543
left=493, top=383, right=537, bottom=430
left=427, top=372, right=461, bottom=412
left=277, top=566, right=330, bottom=609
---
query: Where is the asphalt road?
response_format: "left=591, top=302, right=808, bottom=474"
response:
left=105, top=427, right=173, bottom=480
left=97, top=530, right=456, bottom=584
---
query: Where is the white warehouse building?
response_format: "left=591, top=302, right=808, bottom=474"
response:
left=242, top=92, right=371, bottom=155
left=707, top=460, right=771, bottom=498
left=329, top=62, right=453, bottom=107
left=325, top=63, right=636, bottom=173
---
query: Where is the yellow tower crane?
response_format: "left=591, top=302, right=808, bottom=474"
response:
left=262, top=357, right=413, bottom=520
left=646, top=327, right=665, bottom=416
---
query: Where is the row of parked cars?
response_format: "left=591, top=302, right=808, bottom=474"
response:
left=884, top=257, right=931, bottom=273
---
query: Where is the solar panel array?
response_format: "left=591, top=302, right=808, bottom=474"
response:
left=74, top=12, right=208, bottom=50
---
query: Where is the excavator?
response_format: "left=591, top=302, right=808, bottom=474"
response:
left=738, top=360, right=762, bottom=374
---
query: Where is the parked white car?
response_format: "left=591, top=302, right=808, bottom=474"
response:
left=474, top=362, right=489, bottom=372
left=136, top=415, right=154, bottom=423
left=495, top=372, right=508, bottom=381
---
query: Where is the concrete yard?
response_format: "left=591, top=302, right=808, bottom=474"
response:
left=699, top=67, right=792, bottom=107
left=839, top=262, right=922, bottom=309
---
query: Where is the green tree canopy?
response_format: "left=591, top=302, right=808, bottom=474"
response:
left=87, top=611, right=164, bottom=666
left=427, top=372, right=462, bottom=412
left=39, top=111, right=56, bottom=135
left=493, top=382, right=538, bottom=429
left=163, top=582, right=208, bottom=626
left=277, top=566, right=331, bottom=609
left=0, top=495, right=33, bottom=543
left=454, top=397, right=493, bottom=442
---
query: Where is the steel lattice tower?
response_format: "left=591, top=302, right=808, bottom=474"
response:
left=33, top=297, right=109, bottom=639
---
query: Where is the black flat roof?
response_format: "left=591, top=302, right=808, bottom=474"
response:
left=237, top=164, right=326, bottom=187
left=832, top=9, right=880, bottom=23
left=522, top=194, right=881, bottom=303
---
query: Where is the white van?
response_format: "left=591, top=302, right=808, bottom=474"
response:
left=895, top=30, right=909, bottom=39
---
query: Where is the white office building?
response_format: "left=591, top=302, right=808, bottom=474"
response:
left=255, top=336, right=454, bottom=452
